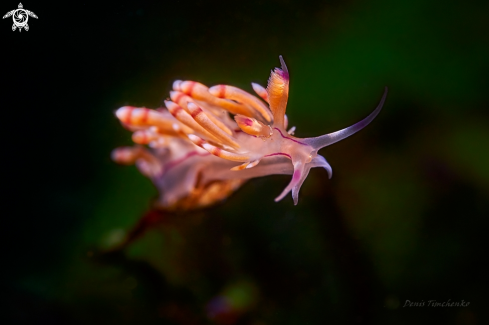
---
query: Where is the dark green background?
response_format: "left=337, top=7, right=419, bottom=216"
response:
left=3, top=0, right=488, bottom=324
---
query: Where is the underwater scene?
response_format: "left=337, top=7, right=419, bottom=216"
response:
left=3, top=0, right=489, bottom=324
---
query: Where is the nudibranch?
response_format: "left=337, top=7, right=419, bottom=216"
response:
left=113, top=56, right=387, bottom=207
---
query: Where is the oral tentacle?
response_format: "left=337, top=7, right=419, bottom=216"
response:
left=274, top=160, right=305, bottom=203
left=303, top=87, right=388, bottom=150
left=309, top=155, right=333, bottom=179
left=291, top=165, right=312, bottom=205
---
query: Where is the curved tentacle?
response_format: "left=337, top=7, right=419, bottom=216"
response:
left=303, top=87, right=388, bottom=150
left=274, top=160, right=305, bottom=203
left=276, top=155, right=333, bottom=204
left=309, top=155, right=332, bottom=179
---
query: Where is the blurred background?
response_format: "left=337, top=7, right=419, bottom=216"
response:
left=2, top=0, right=489, bottom=324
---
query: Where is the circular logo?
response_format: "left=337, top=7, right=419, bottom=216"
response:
left=13, top=9, right=28, bottom=27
